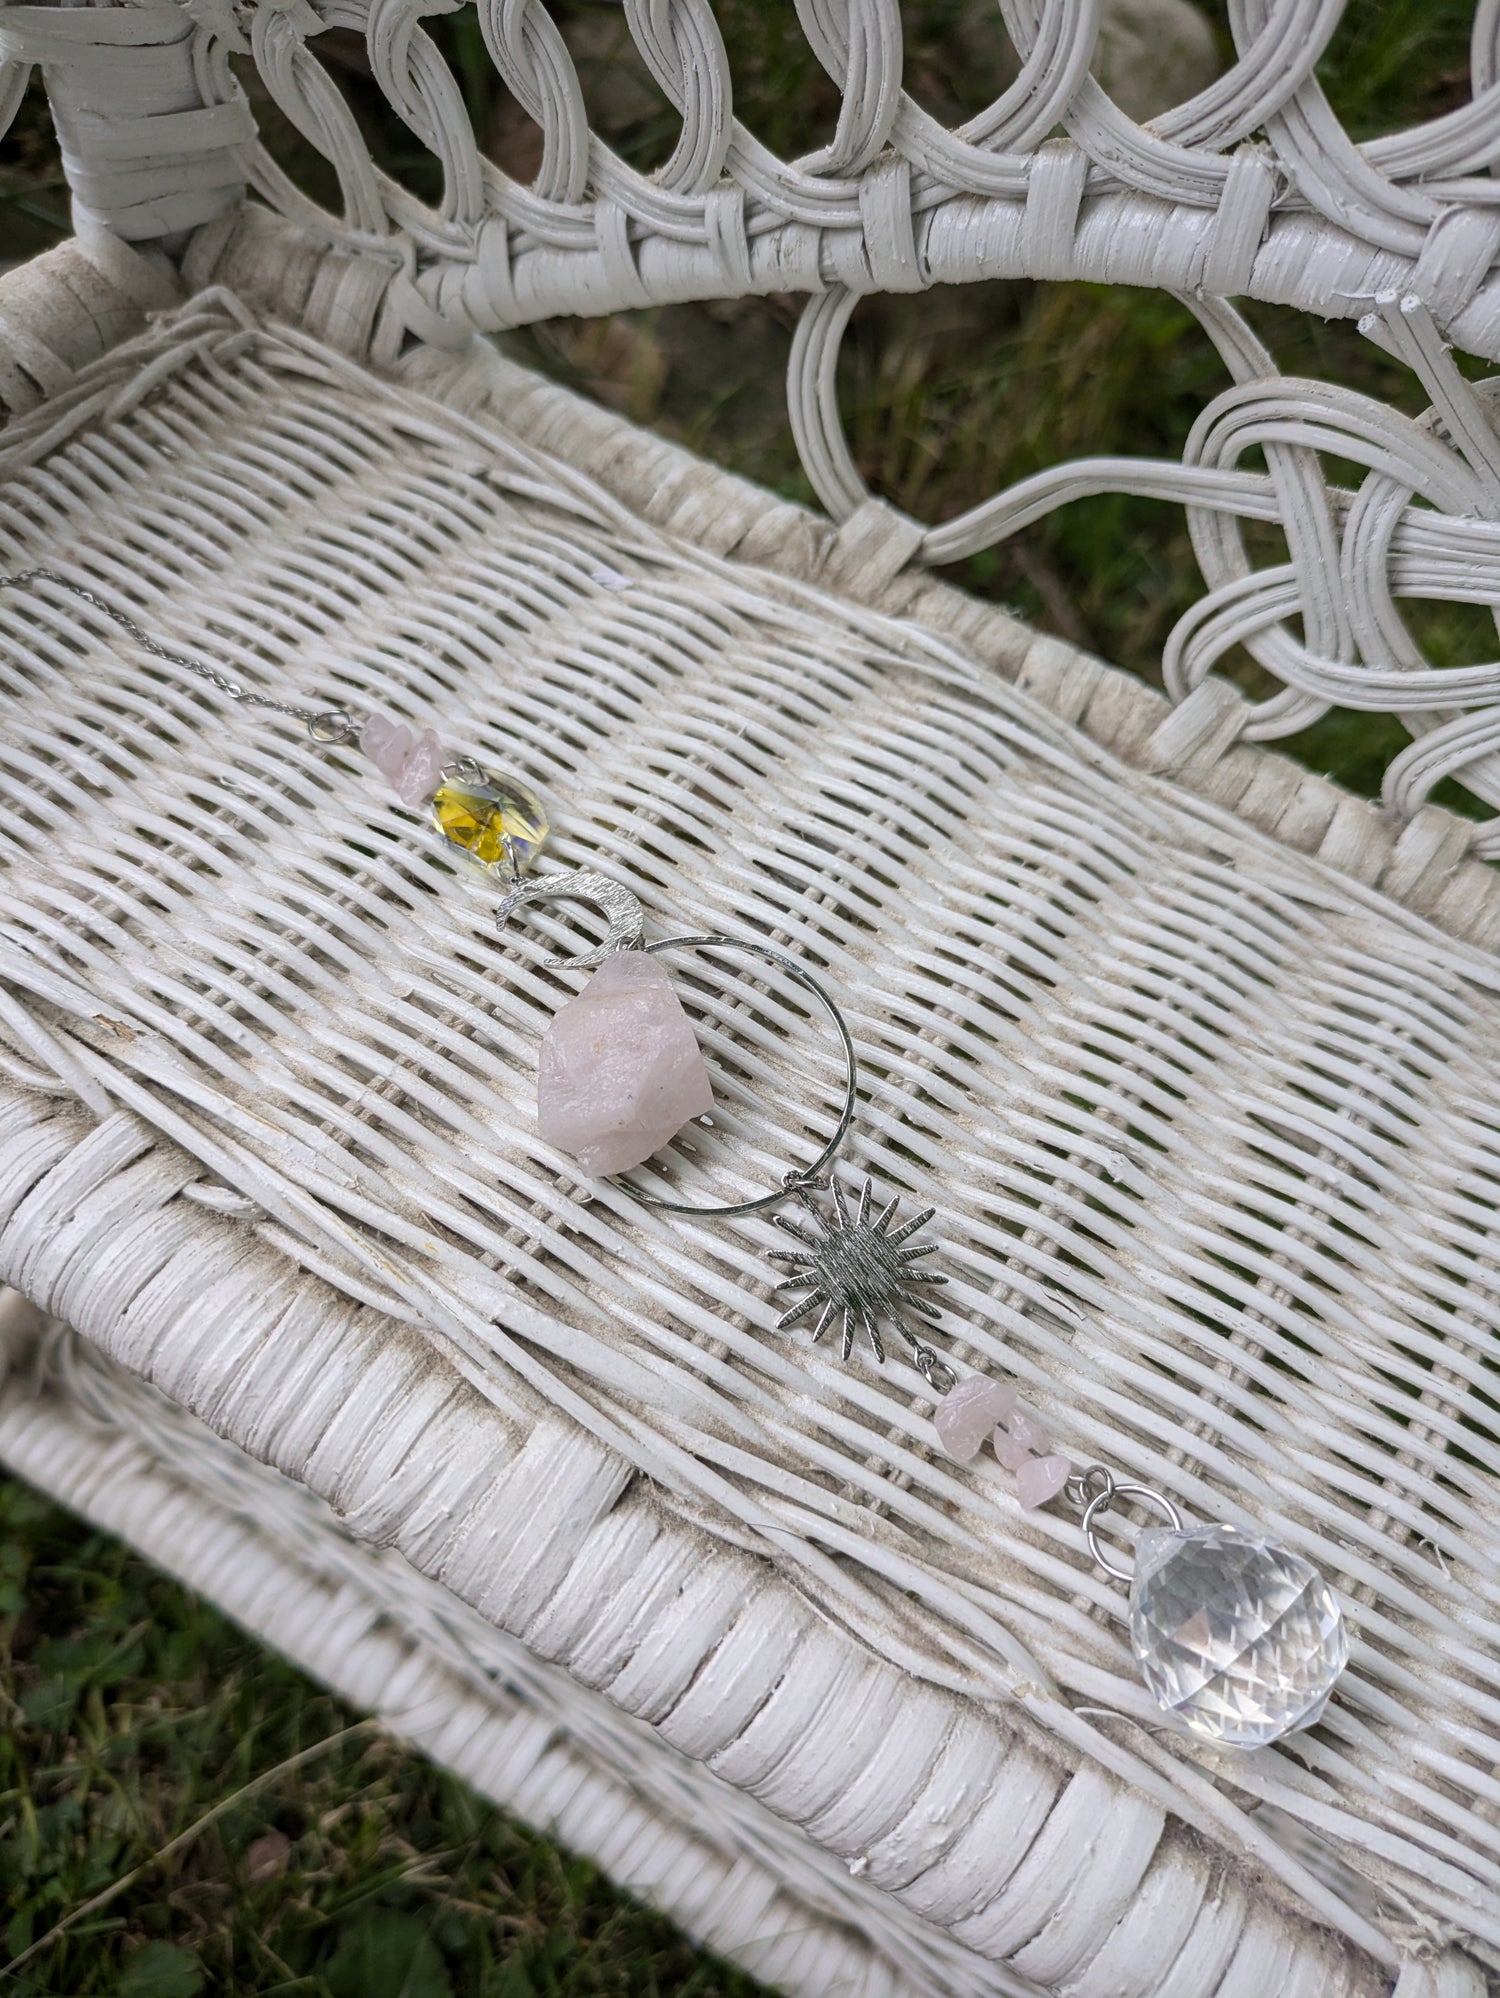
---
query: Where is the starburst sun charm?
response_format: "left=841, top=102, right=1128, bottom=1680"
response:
left=768, top=1176, right=949, bottom=1365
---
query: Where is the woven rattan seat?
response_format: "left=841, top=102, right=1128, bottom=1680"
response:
left=0, top=255, right=1495, bottom=1995
left=4, top=2, right=1500, bottom=1991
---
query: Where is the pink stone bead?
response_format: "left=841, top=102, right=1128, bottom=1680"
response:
left=360, top=710, right=415, bottom=784
left=934, top=1377, right=1017, bottom=1463
left=537, top=951, right=713, bottom=1176
left=992, top=1402, right=1050, bottom=1472
left=1015, top=1453, right=1072, bottom=1510
left=991, top=1427, right=1033, bottom=1473
left=395, top=727, right=446, bottom=807
left=1009, top=1407, right=1050, bottom=1455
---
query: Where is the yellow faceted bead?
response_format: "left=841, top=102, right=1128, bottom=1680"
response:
left=430, top=772, right=548, bottom=874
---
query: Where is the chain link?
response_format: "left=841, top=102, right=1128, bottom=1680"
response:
left=0, top=570, right=360, bottom=743
left=911, top=1343, right=958, bottom=1396
left=1065, top=1463, right=1115, bottom=1513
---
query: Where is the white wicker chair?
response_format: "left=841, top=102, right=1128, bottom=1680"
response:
left=1, top=4, right=1498, bottom=1993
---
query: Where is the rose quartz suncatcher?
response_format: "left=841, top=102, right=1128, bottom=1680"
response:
left=346, top=698, right=1351, bottom=1754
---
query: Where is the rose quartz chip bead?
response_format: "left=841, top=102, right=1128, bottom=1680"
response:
left=360, top=710, right=413, bottom=781
left=360, top=710, right=445, bottom=807
left=934, top=1376, right=1016, bottom=1462
left=396, top=728, right=446, bottom=807
left=935, top=1380, right=1071, bottom=1508
left=1015, top=1453, right=1072, bottom=1509
left=992, top=1400, right=1071, bottom=1508
left=993, top=1405, right=1050, bottom=1472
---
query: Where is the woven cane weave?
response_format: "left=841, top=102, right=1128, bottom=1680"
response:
left=0, top=290, right=1496, bottom=1994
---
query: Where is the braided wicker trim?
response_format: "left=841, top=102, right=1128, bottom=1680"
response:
left=1, top=1301, right=1023, bottom=1998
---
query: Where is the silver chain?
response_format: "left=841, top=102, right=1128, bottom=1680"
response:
left=0, top=570, right=360, bottom=743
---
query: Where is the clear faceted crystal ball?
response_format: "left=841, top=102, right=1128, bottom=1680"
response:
left=1128, top=1524, right=1348, bottom=1748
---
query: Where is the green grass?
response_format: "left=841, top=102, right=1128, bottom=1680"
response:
left=1, top=2, right=1495, bottom=1989
left=0, top=1481, right=763, bottom=1996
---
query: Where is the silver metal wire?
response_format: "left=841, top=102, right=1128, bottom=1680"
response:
left=618, top=934, right=860, bottom=1218
left=0, top=570, right=359, bottom=743
left=911, top=1343, right=959, bottom=1397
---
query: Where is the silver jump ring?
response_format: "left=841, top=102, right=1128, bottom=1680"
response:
left=1080, top=1477, right=1183, bottom=1583
left=308, top=710, right=357, bottom=744
left=616, top=933, right=859, bottom=1218
left=913, top=1344, right=959, bottom=1396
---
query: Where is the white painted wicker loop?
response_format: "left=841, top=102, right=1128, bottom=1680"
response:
left=250, top=5, right=392, bottom=243
left=364, top=0, right=487, bottom=231
left=478, top=0, right=589, bottom=206
left=966, top=0, right=1100, bottom=158
left=785, top=267, right=1500, bottom=818
left=620, top=0, right=734, bottom=196
left=787, top=285, right=867, bottom=523
left=791, top=0, right=903, bottom=179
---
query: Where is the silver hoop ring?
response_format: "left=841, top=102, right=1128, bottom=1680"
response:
left=1080, top=1479, right=1184, bottom=1583
left=613, top=934, right=859, bottom=1218
left=308, top=710, right=357, bottom=744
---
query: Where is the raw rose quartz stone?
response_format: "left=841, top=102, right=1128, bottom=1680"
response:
left=537, top=951, right=713, bottom=1176
left=993, top=1403, right=1051, bottom=1472
left=1015, top=1453, right=1072, bottom=1510
left=395, top=726, right=446, bottom=807
left=360, top=710, right=415, bottom=784
left=934, top=1377, right=1017, bottom=1462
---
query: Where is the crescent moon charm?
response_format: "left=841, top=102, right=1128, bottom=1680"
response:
left=497, top=868, right=647, bottom=967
